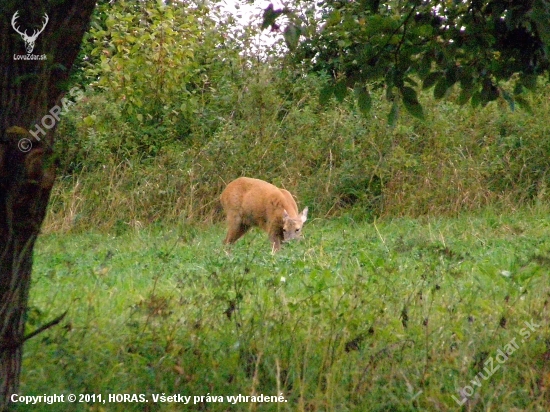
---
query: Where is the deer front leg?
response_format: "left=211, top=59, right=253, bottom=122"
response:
left=268, top=227, right=282, bottom=253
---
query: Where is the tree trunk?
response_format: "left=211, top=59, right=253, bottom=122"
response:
left=0, top=1, right=95, bottom=409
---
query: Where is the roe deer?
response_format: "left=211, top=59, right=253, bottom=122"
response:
left=220, top=177, right=308, bottom=252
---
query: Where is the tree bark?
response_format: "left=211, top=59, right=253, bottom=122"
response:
left=0, top=1, right=95, bottom=409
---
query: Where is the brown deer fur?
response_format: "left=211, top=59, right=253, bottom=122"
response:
left=220, top=177, right=308, bottom=252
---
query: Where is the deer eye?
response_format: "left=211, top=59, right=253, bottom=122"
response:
left=295, top=228, right=300, bottom=232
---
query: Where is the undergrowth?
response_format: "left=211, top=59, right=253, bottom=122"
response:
left=48, top=72, right=550, bottom=233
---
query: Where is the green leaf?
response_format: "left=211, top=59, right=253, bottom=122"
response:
left=401, top=87, right=424, bottom=120
left=513, top=81, right=524, bottom=96
left=386, top=85, right=395, bottom=101
left=515, top=96, right=534, bottom=114
left=520, top=74, right=537, bottom=91
left=433, top=78, right=448, bottom=99
left=354, top=86, right=372, bottom=116
left=481, top=80, right=499, bottom=104
left=105, top=17, right=115, bottom=29
left=6, top=126, right=28, bottom=135
left=416, top=24, right=433, bottom=37
left=388, top=100, right=399, bottom=127
left=319, top=84, right=333, bottom=106
left=418, top=53, right=433, bottom=77
left=457, top=86, right=474, bottom=105
left=261, top=4, right=282, bottom=30
left=422, top=72, right=441, bottom=90
left=326, top=10, right=341, bottom=27
left=531, top=0, right=550, bottom=54
left=131, top=96, right=143, bottom=108
left=83, top=115, right=96, bottom=126
left=334, top=81, right=348, bottom=102
left=404, top=77, right=418, bottom=87
left=471, top=90, right=482, bottom=108
left=366, top=0, right=381, bottom=13
left=458, top=70, right=473, bottom=90
left=445, top=66, right=458, bottom=87
left=283, top=24, right=301, bottom=51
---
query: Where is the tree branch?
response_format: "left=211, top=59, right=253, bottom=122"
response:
left=0, top=311, right=67, bottom=354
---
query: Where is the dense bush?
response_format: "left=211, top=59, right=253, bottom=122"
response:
left=50, top=63, right=550, bottom=233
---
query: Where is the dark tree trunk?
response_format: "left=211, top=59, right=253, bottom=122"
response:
left=0, top=1, right=95, bottom=409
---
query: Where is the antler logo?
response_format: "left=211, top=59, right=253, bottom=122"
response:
left=12, top=11, right=49, bottom=54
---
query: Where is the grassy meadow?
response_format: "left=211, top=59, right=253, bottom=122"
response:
left=19, top=207, right=550, bottom=411
left=20, top=58, right=550, bottom=412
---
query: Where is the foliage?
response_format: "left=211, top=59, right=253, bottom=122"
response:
left=50, top=72, right=550, bottom=232
left=263, top=0, right=550, bottom=121
left=48, top=0, right=550, bottom=232
left=67, top=0, right=241, bottom=156
left=20, top=209, right=550, bottom=411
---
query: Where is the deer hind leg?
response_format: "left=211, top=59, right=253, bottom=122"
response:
left=224, top=215, right=250, bottom=244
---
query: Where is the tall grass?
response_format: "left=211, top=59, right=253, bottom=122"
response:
left=21, top=208, right=550, bottom=411
left=47, top=71, right=550, bottom=233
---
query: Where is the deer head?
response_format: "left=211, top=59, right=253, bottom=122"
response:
left=12, top=11, right=49, bottom=54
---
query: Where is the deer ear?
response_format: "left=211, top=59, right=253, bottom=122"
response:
left=300, top=206, right=308, bottom=223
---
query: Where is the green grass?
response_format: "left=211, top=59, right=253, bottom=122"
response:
left=18, top=208, right=550, bottom=411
